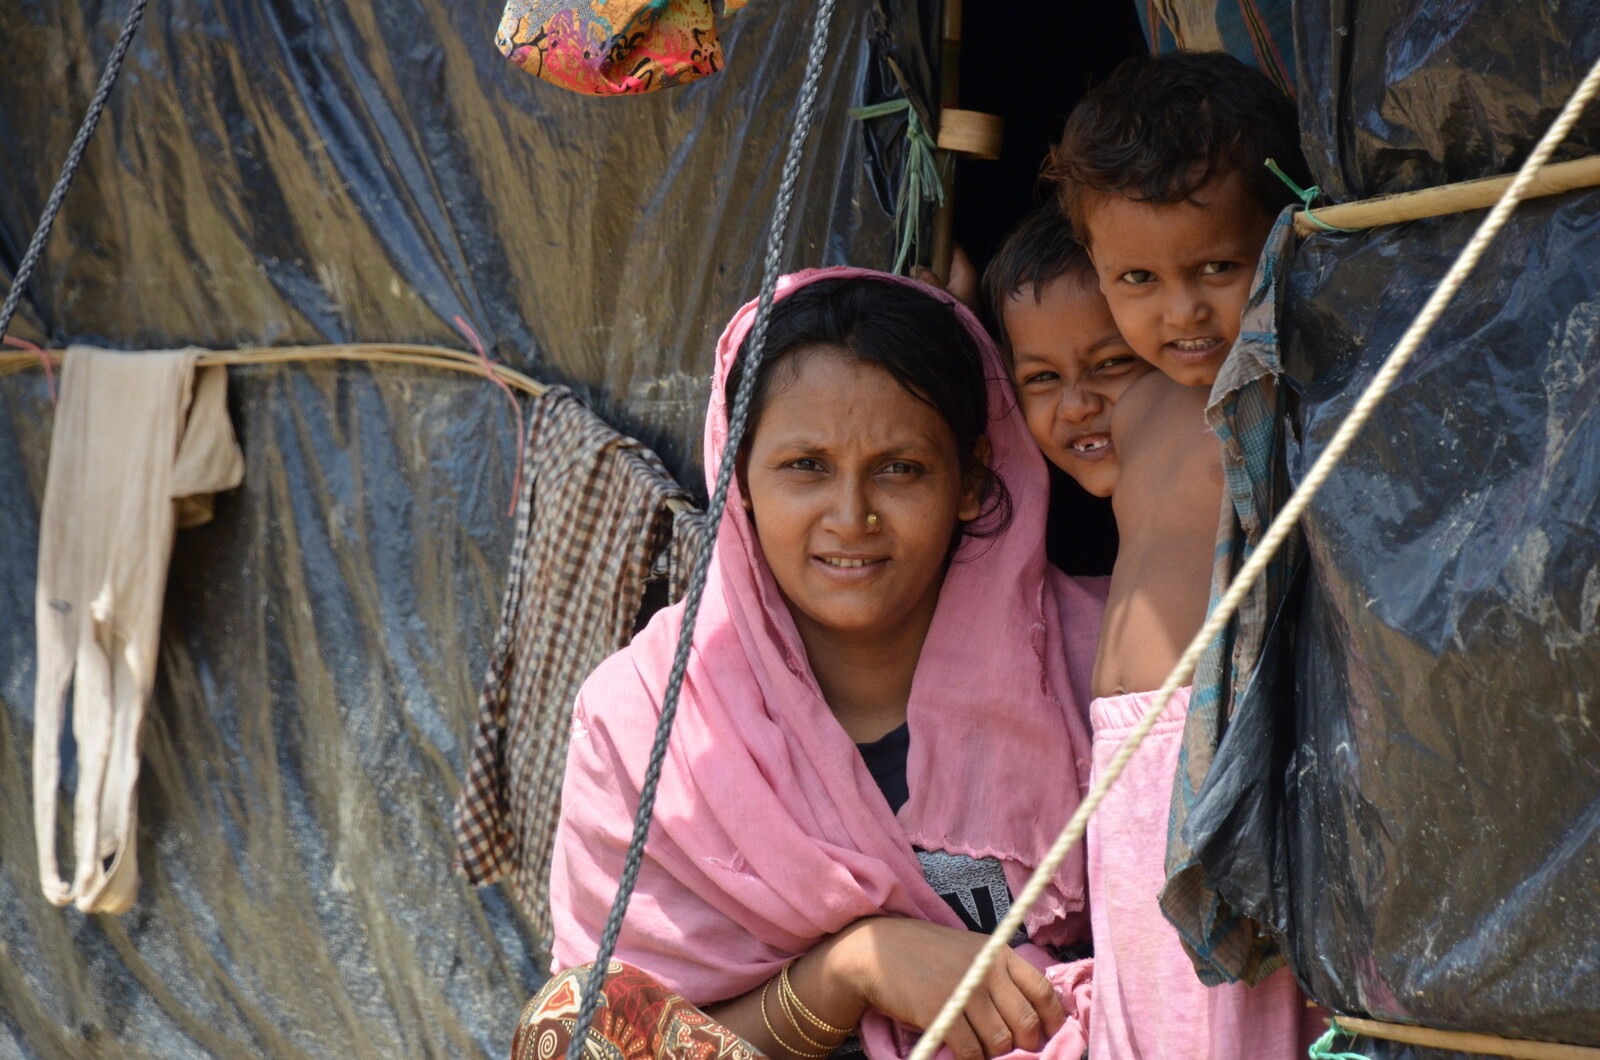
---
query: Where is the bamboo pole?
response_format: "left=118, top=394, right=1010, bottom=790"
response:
left=1333, top=1016, right=1600, bottom=1060
left=0, top=342, right=547, bottom=396
left=0, top=342, right=700, bottom=514
left=928, top=0, right=962, bottom=280
left=1293, top=155, right=1600, bottom=236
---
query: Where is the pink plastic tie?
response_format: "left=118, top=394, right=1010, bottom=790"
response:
left=452, top=316, right=527, bottom=518
left=5, top=334, right=55, bottom=403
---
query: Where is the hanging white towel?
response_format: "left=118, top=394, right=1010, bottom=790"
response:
left=33, top=347, right=243, bottom=914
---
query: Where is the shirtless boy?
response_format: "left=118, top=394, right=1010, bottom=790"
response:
left=1025, top=51, right=1318, bottom=1059
left=1047, top=50, right=1308, bottom=695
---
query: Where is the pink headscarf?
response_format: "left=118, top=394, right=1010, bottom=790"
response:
left=549, top=267, right=1102, bottom=1057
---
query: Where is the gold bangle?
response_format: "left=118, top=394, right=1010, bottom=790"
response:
left=780, top=960, right=851, bottom=1037
left=761, top=977, right=831, bottom=1058
left=776, top=980, right=836, bottom=1053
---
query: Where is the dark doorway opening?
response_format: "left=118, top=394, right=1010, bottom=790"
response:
left=950, top=0, right=1145, bottom=577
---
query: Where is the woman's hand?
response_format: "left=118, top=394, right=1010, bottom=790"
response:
left=830, top=917, right=1066, bottom=1060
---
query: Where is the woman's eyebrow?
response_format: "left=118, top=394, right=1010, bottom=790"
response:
left=767, top=435, right=944, bottom=459
left=765, top=438, right=828, bottom=454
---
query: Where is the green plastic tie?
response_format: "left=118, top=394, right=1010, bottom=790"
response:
left=1265, top=157, right=1359, bottom=233
left=849, top=98, right=946, bottom=273
left=1307, top=1018, right=1374, bottom=1060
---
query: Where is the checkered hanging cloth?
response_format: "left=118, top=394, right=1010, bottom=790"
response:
left=452, top=387, right=691, bottom=941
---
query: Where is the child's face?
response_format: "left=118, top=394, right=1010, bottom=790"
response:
left=1004, top=273, right=1155, bottom=498
left=1081, top=174, right=1275, bottom=387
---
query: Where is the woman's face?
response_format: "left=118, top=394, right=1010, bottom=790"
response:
left=740, top=345, right=982, bottom=649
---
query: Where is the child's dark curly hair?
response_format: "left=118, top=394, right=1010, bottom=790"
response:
left=1046, top=51, right=1310, bottom=244
left=981, top=203, right=1096, bottom=367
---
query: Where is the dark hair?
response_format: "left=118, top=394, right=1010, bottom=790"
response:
left=1046, top=51, right=1310, bottom=244
left=981, top=202, right=1097, bottom=365
left=725, top=276, right=1012, bottom=540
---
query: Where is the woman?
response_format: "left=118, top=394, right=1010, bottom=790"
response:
left=519, top=268, right=1104, bottom=1060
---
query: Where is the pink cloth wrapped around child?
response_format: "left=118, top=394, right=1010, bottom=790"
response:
left=1086, top=687, right=1319, bottom=1059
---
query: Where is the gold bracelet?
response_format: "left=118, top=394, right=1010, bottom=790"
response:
left=775, top=979, right=836, bottom=1053
left=780, top=959, right=851, bottom=1037
left=761, top=976, right=831, bottom=1058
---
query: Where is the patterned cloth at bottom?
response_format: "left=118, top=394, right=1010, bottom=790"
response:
left=512, top=962, right=760, bottom=1060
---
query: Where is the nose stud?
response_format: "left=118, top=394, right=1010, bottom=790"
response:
left=866, top=512, right=881, bottom=532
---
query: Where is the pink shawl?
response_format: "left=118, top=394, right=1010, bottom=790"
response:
left=549, top=267, right=1102, bottom=1057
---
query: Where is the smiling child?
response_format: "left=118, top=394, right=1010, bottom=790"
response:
left=1007, top=51, right=1322, bottom=1058
left=983, top=204, right=1155, bottom=501
left=1049, top=50, right=1306, bottom=390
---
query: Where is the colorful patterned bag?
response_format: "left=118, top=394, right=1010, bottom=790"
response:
left=495, top=0, right=746, bottom=96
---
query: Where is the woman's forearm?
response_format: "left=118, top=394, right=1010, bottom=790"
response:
left=703, top=924, right=872, bottom=1059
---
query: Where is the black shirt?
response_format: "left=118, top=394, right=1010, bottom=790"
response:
left=855, top=722, right=911, bottom=813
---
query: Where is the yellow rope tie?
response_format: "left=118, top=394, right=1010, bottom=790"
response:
left=0, top=343, right=548, bottom=396
left=903, top=50, right=1600, bottom=1060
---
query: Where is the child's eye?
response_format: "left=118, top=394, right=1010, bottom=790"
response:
left=1095, top=355, right=1138, bottom=374
left=1199, top=261, right=1237, bottom=276
left=1118, top=269, right=1154, bottom=285
left=1020, top=370, right=1059, bottom=387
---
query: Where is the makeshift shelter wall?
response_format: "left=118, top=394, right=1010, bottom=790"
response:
left=0, top=1, right=914, bottom=1056
left=0, top=0, right=918, bottom=488
left=1185, top=2, right=1600, bottom=1056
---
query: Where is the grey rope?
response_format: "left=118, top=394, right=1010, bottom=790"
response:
left=0, top=0, right=151, bottom=343
left=564, top=1, right=840, bottom=1055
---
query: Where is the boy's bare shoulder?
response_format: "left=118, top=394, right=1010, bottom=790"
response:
left=1111, top=371, right=1209, bottom=452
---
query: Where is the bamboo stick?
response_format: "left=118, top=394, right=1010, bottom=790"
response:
left=0, top=342, right=547, bottom=396
left=1, top=342, right=700, bottom=512
left=1333, top=1016, right=1600, bottom=1059
left=1293, top=155, right=1600, bottom=236
left=928, top=0, right=963, bottom=280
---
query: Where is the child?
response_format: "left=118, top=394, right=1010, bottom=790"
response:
left=981, top=203, right=1155, bottom=503
left=992, top=51, right=1320, bottom=1058
left=1047, top=50, right=1308, bottom=389
left=1047, top=50, right=1319, bottom=1059
left=988, top=204, right=1305, bottom=1060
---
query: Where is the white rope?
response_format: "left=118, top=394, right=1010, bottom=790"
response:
left=906, top=52, right=1600, bottom=1060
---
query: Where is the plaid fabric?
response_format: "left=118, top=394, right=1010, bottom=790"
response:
left=1160, top=211, right=1301, bottom=984
left=452, top=387, right=692, bottom=942
left=666, top=506, right=709, bottom=604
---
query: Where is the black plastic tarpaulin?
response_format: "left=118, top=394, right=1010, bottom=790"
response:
left=1194, top=1, right=1600, bottom=1056
left=0, top=0, right=925, bottom=487
left=0, top=2, right=925, bottom=1056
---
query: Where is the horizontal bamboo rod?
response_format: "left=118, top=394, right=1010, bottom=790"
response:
left=1334, top=1015, right=1600, bottom=1060
left=1294, top=154, right=1600, bottom=236
left=0, top=342, right=549, bottom=396
left=0, top=342, right=698, bottom=513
